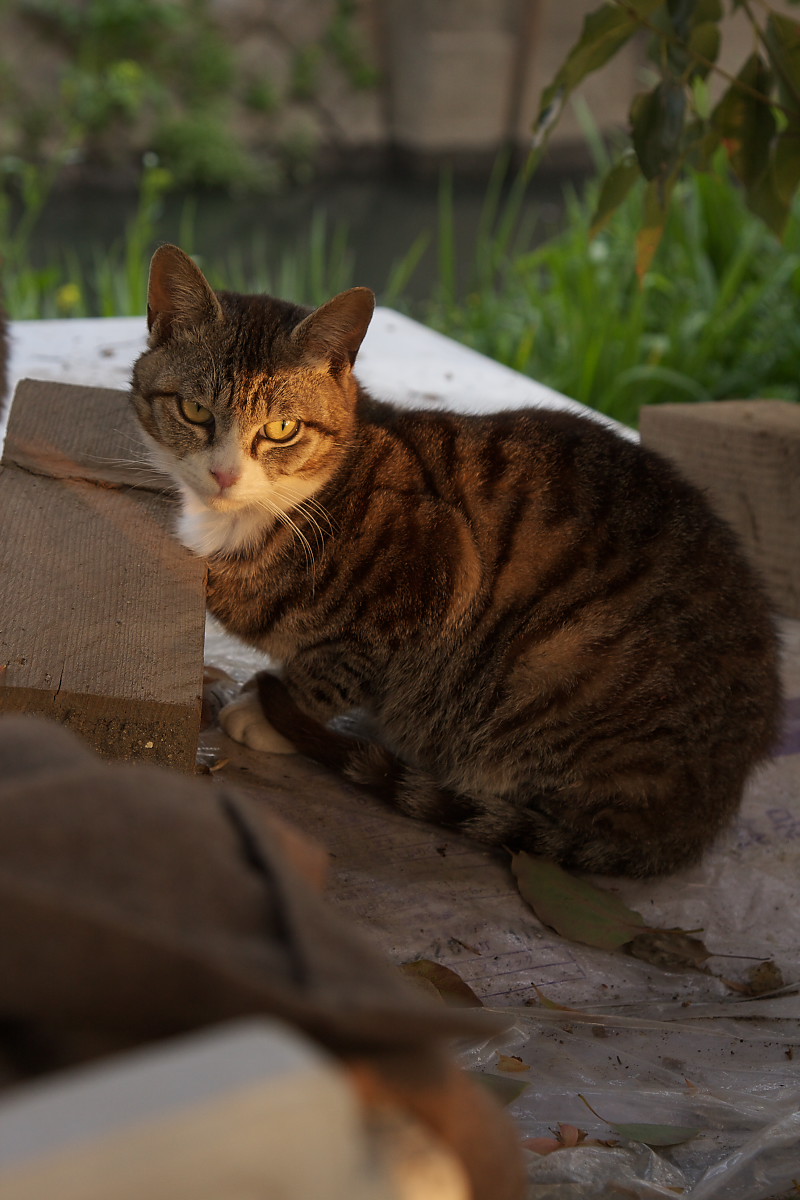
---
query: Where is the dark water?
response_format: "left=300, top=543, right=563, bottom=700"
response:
left=31, top=169, right=575, bottom=303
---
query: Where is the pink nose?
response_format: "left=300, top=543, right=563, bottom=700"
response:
left=211, top=468, right=240, bottom=492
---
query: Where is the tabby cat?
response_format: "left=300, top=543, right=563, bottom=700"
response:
left=131, top=244, right=782, bottom=878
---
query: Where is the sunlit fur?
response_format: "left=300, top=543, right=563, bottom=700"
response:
left=131, top=246, right=783, bottom=878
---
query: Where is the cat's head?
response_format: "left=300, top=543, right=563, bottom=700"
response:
left=131, top=244, right=374, bottom=555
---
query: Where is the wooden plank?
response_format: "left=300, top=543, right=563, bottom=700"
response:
left=0, top=379, right=206, bottom=770
left=640, top=399, right=800, bottom=619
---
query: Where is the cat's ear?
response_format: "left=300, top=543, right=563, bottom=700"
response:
left=147, top=244, right=223, bottom=344
left=292, top=287, right=375, bottom=372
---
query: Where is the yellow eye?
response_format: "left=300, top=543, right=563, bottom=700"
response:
left=261, top=418, right=301, bottom=443
left=179, top=398, right=214, bottom=425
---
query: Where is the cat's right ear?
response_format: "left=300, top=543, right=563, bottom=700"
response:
left=147, top=244, right=223, bottom=345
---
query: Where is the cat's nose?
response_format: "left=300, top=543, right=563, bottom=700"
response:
left=211, top=468, right=240, bottom=492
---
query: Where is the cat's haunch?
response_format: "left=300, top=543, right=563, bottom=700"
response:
left=132, top=244, right=782, bottom=877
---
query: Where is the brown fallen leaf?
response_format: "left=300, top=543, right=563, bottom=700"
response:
left=524, top=1135, right=564, bottom=1156
left=626, top=929, right=711, bottom=972
left=496, top=1053, right=530, bottom=1073
left=723, top=959, right=785, bottom=996
left=557, top=1123, right=586, bottom=1148
left=523, top=1124, right=590, bottom=1156
left=400, top=960, right=483, bottom=1007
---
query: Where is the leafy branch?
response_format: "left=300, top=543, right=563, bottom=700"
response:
left=531, top=0, right=800, bottom=274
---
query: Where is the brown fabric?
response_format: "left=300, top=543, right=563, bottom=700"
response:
left=0, top=715, right=527, bottom=1199
left=0, top=715, right=504, bottom=1081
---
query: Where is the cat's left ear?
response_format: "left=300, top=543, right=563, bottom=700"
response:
left=292, top=287, right=375, bottom=372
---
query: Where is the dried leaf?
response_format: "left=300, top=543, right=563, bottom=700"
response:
left=557, top=1123, right=587, bottom=1148
left=724, top=959, right=786, bottom=996
left=523, top=1124, right=588, bottom=1155
left=626, top=929, right=711, bottom=972
left=524, top=1135, right=564, bottom=1155
left=511, top=852, right=646, bottom=950
left=400, top=959, right=483, bottom=1007
left=497, top=1053, right=531, bottom=1073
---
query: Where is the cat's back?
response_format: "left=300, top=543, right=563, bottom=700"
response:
left=372, top=399, right=780, bottom=754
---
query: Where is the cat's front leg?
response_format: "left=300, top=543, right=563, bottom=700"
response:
left=222, top=667, right=372, bottom=768
left=219, top=679, right=297, bottom=754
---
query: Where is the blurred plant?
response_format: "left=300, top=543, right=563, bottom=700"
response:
left=417, top=154, right=800, bottom=426
left=326, top=0, right=381, bottom=89
left=7, top=0, right=259, bottom=187
left=532, top=0, right=800, bottom=272
left=1, top=156, right=355, bottom=318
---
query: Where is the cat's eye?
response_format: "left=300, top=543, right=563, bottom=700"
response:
left=179, top=398, right=214, bottom=425
left=261, top=418, right=301, bottom=443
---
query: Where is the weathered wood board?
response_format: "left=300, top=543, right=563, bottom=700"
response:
left=0, top=378, right=206, bottom=770
left=640, top=399, right=800, bottom=619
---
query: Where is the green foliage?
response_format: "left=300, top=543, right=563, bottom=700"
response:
left=2, top=159, right=353, bottom=318
left=417, top=163, right=800, bottom=426
left=532, top=0, right=800, bottom=264
left=154, top=116, right=269, bottom=191
left=6, top=0, right=255, bottom=188
left=291, top=45, right=323, bottom=102
left=6, top=153, right=800, bottom=429
left=326, top=0, right=381, bottom=89
left=292, top=0, right=380, bottom=100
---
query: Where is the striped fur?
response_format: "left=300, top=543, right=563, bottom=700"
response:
left=132, top=246, right=782, bottom=877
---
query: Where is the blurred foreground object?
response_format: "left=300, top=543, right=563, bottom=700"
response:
left=0, top=715, right=524, bottom=1200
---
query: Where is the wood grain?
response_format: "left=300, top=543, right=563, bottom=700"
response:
left=0, top=379, right=206, bottom=769
left=640, top=399, right=800, bottom=618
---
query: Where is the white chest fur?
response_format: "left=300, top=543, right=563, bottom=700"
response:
left=177, top=488, right=273, bottom=556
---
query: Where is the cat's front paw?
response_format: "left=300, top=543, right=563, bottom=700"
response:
left=219, top=689, right=297, bottom=755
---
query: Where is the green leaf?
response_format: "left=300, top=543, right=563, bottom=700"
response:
left=667, top=0, right=697, bottom=40
left=710, top=54, right=775, bottom=186
left=590, top=153, right=642, bottom=236
left=693, top=0, right=722, bottom=21
left=579, top=1096, right=699, bottom=1146
left=631, top=81, right=687, bottom=182
left=608, top=1121, right=700, bottom=1146
left=765, top=12, right=800, bottom=117
left=510, top=852, right=646, bottom=950
left=471, top=1070, right=530, bottom=1106
left=532, top=0, right=664, bottom=147
left=746, top=126, right=800, bottom=238
left=687, top=20, right=721, bottom=79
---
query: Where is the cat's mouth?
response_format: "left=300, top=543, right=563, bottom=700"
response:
left=205, top=491, right=249, bottom=513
